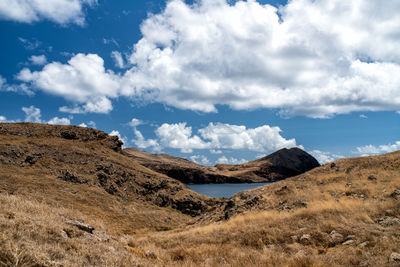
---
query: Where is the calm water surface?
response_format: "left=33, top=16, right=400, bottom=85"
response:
left=187, top=183, right=270, bottom=198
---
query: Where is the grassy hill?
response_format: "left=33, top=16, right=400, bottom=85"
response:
left=0, top=123, right=399, bottom=266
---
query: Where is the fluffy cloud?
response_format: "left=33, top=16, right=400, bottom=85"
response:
left=155, top=123, right=209, bottom=153
left=309, top=150, right=344, bottom=165
left=78, top=121, right=96, bottom=128
left=47, top=117, right=70, bottom=125
left=132, top=128, right=160, bottom=151
left=124, top=0, right=400, bottom=117
left=22, top=105, right=71, bottom=125
left=190, top=155, right=210, bottom=165
left=216, top=156, right=247, bottom=165
left=138, top=122, right=298, bottom=154
left=0, top=75, right=33, bottom=95
left=0, top=0, right=96, bottom=25
left=29, top=55, right=47, bottom=65
left=356, top=141, right=400, bottom=156
left=14, top=0, right=400, bottom=117
left=111, top=51, right=125, bottom=68
left=0, top=116, right=7, bottom=122
left=128, top=118, right=143, bottom=127
left=199, top=123, right=297, bottom=152
left=22, top=106, right=42, bottom=123
left=18, top=54, right=118, bottom=114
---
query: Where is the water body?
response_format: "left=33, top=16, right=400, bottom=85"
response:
left=188, top=183, right=270, bottom=198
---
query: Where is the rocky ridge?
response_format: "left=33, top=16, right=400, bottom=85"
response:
left=123, top=147, right=320, bottom=184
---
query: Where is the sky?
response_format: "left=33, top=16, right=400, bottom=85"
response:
left=0, top=0, right=400, bottom=165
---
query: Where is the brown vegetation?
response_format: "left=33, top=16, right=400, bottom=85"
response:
left=0, top=123, right=399, bottom=266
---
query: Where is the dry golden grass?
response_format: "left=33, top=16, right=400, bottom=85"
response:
left=0, top=123, right=399, bottom=266
left=126, top=152, right=400, bottom=266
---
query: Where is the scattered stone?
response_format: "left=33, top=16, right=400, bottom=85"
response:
left=346, top=182, right=352, bottom=187
left=291, top=235, right=298, bottom=242
left=330, top=162, right=336, bottom=169
left=330, top=230, right=344, bottom=244
left=390, top=252, right=400, bottom=262
left=62, top=217, right=95, bottom=234
left=358, top=241, right=369, bottom=248
left=145, top=250, right=157, bottom=259
left=346, top=235, right=356, bottom=241
left=343, top=240, right=355, bottom=245
left=378, top=216, right=400, bottom=227
left=390, top=189, right=400, bottom=199
left=300, top=234, right=311, bottom=244
left=94, top=230, right=110, bottom=242
left=294, top=200, right=308, bottom=208
left=367, top=175, right=377, bottom=181
left=275, top=185, right=289, bottom=195
left=60, top=230, right=69, bottom=238
left=219, top=257, right=227, bottom=264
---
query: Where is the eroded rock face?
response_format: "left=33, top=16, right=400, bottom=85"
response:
left=123, top=147, right=320, bottom=184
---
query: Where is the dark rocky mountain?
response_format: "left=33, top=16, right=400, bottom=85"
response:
left=123, top=147, right=320, bottom=184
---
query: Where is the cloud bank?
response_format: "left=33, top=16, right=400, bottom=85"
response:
left=15, top=0, right=400, bottom=117
left=133, top=122, right=298, bottom=154
left=356, top=141, right=400, bottom=156
left=0, top=0, right=96, bottom=25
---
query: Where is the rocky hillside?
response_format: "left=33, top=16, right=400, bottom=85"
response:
left=132, top=151, right=400, bottom=266
left=123, top=147, right=320, bottom=184
left=1, top=122, right=399, bottom=266
left=0, top=123, right=221, bottom=217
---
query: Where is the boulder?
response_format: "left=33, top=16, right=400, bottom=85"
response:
left=330, top=230, right=344, bottom=244
left=300, top=234, right=311, bottom=244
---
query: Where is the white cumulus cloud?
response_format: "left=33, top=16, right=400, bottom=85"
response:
left=22, top=105, right=71, bottom=125
left=12, top=0, right=400, bottom=117
left=22, top=105, right=42, bottom=123
left=0, top=0, right=97, bottom=25
left=29, top=55, right=47, bottom=65
left=128, top=118, right=143, bottom=127
left=216, top=156, right=247, bottom=165
left=47, top=117, right=71, bottom=125
left=199, top=123, right=297, bottom=152
left=356, top=141, right=400, bottom=156
left=18, top=54, right=119, bottom=114
left=155, top=123, right=209, bottom=153
left=309, top=150, right=344, bottom=165
left=138, top=122, right=298, bottom=154
left=132, top=128, right=160, bottom=151
left=124, top=0, right=400, bottom=117
left=190, top=155, right=210, bottom=165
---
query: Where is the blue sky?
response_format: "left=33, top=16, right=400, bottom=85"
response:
left=1, top=0, right=399, bottom=165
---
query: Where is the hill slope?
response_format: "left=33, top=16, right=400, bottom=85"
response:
left=123, top=147, right=320, bottom=184
left=0, top=123, right=399, bottom=266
